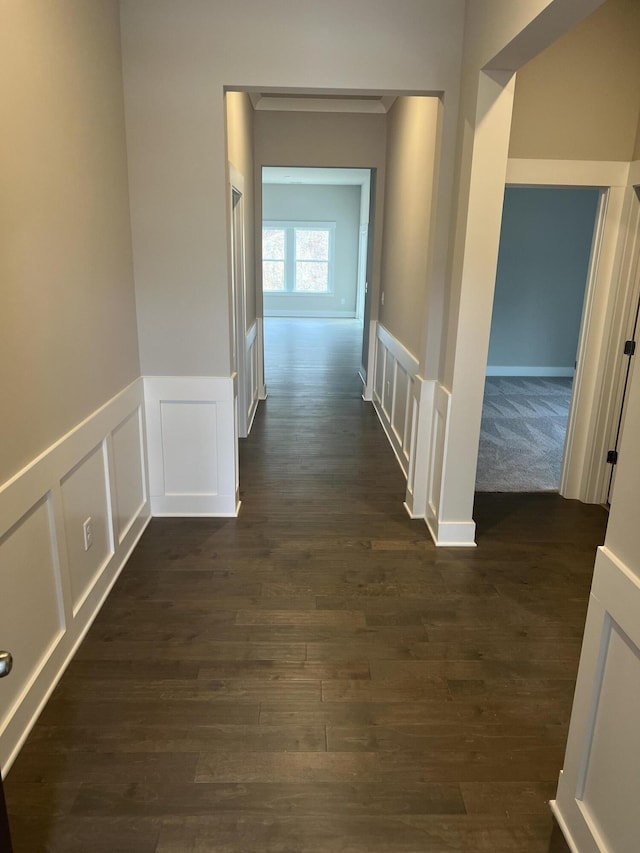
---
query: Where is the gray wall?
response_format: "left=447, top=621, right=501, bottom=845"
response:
left=262, top=183, right=361, bottom=317
left=487, top=187, right=600, bottom=372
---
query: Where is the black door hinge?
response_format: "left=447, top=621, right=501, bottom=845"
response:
left=624, top=340, right=636, bottom=356
left=607, top=450, right=618, bottom=465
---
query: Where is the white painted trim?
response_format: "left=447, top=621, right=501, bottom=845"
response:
left=506, top=158, right=630, bottom=188
left=425, top=517, right=477, bottom=548
left=628, top=160, right=640, bottom=187
left=143, top=376, right=239, bottom=517
left=404, top=377, right=435, bottom=519
left=1, top=515, right=150, bottom=777
left=256, top=316, right=267, bottom=400
left=372, top=323, right=419, bottom=480
left=245, top=320, right=260, bottom=434
left=486, top=365, right=575, bottom=377
left=0, top=379, right=150, bottom=773
left=549, top=799, right=581, bottom=853
left=264, top=309, right=356, bottom=318
left=362, top=319, right=377, bottom=402
left=229, top=162, right=249, bottom=440
left=560, top=186, right=626, bottom=501
left=376, top=323, right=420, bottom=376
left=553, top=545, right=640, bottom=852
left=584, top=185, right=640, bottom=504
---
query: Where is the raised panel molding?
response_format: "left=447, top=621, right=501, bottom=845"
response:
left=0, top=379, right=150, bottom=773
left=144, top=376, right=239, bottom=517
left=552, top=547, right=640, bottom=853
left=246, top=320, right=260, bottom=432
left=372, top=323, right=419, bottom=478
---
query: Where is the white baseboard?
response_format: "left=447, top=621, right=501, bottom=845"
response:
left=0, top=379, right=150, bottom=773
left=549, top=799, right=580, bottom=853
left=486, top=366, right=575, bottom=377
left=143, top=376, right=239, bottom=517
left=425, top=512, right=477, bottom=548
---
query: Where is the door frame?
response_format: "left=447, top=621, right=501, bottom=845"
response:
left=228, top=162, right=249, bottom=439
left=502, top=158, right=633, bottom=503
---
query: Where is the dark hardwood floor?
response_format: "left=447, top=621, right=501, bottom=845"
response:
left=4, top=319, right=607, bottom=851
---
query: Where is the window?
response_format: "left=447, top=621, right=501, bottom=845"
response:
left=262, top=222, right=334, bottom=294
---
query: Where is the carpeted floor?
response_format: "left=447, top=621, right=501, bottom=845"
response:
left=476, top=376, right=573, bottom=492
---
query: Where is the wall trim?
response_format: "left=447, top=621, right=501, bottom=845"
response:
left=628, top=160, right=640, bottom=187
left=143, top=376, right=239, bottom=517
left=245, top=320, right=260, bottom=434
left=506, top=158, right=630, bottom=188
left=486, top=365, right=575, bottom=377
left=425, top=516, right=477, bottom=548
left=404, top=377, right=435, bottom=519
left=552, top=545, right=640, bottom=852
left=372, top=323, right=419, bottom=480
left=549, top=799, right=581, bottom=853
left=0, top=379, right=150, bottom=773
left=362, top=319, right=377, bottom=402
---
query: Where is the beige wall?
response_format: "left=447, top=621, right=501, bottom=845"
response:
left=379, top=97, right=441, bottom=358
left=226, top=92, right=257, bottom=330
left=509, top=0, right=640, bottom=161
left=0, top=0, right=139, bottom=485
left=254, top=112, right=387, bottom=329
left=120, top=0, right=466, bottom=378
left=634, top=113, right=640, bottom=162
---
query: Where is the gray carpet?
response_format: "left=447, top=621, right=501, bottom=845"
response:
left=476, top=376, right=573, bottom=492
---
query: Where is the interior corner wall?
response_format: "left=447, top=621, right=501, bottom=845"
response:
left=509, top=0, right=640, bottom=162
left=378, top=96, right=441, bottom=360
left=226, top=92, right=257, bottom=331
left=488, top=186, right=601, bottom=372
left=262, top=184, right=361, bottom=317
left=0, top=0, right=140, bottom=486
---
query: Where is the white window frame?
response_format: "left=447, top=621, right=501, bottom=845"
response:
left=262, top=221, right=336, bottom=295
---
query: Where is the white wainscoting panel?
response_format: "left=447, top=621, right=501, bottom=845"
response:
left=372, top=324, right=419, bottom=478
left=144, top=376, right=239, bottom=517
left=552, top=547, right=640, bottom=853
left=246, top=320, right=260, bottom=432
left=0, top=379, right=150, bottom=773
left=0, top=497, right=65, bottom=745
left=162, top=402, right=218, bottom=496
left=60, top=443, right=113, bottom=615
left=404, top=377, right=434, bottom=520
left=110, top=409, right=146, bottom=544
left=424, top=382, right=475, bottom=546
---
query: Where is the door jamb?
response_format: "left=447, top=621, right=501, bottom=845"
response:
left=229, top=162, right=248, bottom=438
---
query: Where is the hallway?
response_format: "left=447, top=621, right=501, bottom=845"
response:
left=3, top=320, right=606, bottom=852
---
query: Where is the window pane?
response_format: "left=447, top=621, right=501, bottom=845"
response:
left=263, top=228, right=285, bottom=260
left=295, top=261, right=329, bottom=292
left=295, top=229, right=329, bottom=261
left=263, top=260, right=285, bottom=291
